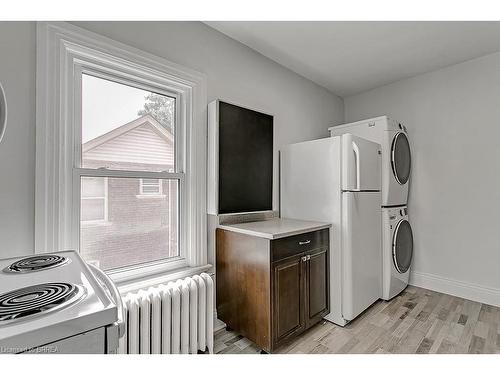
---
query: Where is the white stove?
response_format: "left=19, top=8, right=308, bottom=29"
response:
left=0, top=251, right=123, bottom=354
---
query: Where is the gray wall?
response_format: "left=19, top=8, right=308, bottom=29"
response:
left=0, top=22, right=36, bottom=259
left=344, top=52, right=500, bottom=297
left=0, top=21, right=344, bottom=259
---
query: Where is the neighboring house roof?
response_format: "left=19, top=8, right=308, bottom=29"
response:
left=83, top=115, right=174, bottom=166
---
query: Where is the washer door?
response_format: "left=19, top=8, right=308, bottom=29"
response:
left=391, top=132, right=411, bottom=185
left=392, top=219, right=413, bottom=273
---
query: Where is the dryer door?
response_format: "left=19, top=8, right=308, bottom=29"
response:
left=391, top=132, right=411, bottom=185
left=392, top=219, right=413, bottom=273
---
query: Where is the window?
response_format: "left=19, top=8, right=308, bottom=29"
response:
left=79, top=74, right=179, bottom=270
left=81, top=177, right=108, bottom=224
left=139, top=179, right=163, bottom=196
left=36, top=22, right=207, bottom=281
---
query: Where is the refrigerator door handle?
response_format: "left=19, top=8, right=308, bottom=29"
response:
left=352, top=141, right=361, bottom=191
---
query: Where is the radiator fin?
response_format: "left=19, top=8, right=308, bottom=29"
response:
left=118, top=273, right=214, bottom=354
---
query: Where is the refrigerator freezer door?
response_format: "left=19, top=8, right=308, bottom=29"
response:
left=280, top=137, right=340, bottom=222
left=341, top=134, right=382, bottom=191
left=341, top=191, right=382, bottom=321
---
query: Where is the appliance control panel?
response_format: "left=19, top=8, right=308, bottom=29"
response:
left=389, top=207, right=408, bottom=222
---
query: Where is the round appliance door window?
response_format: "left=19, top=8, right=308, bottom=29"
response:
left=392, top=219, right=413, bottom=274
left=391, top=132, right=411, bottom=185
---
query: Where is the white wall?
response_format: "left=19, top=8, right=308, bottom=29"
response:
left=0, top=21, right=344, bottom=259
left=344, top=52, right=500, bottom=305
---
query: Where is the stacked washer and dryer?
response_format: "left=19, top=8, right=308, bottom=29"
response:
left=329, top=116, right=414, bottom=300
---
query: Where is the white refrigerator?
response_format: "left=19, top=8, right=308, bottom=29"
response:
left=280, top=134, right=382, bottom=326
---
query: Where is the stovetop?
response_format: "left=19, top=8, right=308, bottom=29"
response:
left=0, top=251, right=118, bottom=351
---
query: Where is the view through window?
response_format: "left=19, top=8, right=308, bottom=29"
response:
left=80, top=74, right=179, bottom=271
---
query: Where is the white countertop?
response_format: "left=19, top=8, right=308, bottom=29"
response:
left=218, top=218, right=331, bottom=240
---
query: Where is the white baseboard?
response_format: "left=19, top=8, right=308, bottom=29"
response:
left=409, top=271, right=500, bottom=307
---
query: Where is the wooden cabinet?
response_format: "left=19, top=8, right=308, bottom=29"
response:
left=305, top=248, right=329, bottom=327
left=272, top=254, right=305, bottom=344
left=216, top=228, right=329, bottom=352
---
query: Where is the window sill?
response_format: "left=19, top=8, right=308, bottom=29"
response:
left=115, top=264, right=212, bottom=295
left=135, top=194, right=166, bottom=199
left=81, top=221, right=112, bottom=228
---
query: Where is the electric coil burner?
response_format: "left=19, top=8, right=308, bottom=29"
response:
left=0, top=251, right=122, bottom=353
left=0, top=282, right=85, bottom=323
left=3, top=254, right=70, bottom=274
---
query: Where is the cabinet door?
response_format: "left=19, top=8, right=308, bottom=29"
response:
left=305, top=248, right=329, bottom=328
left=272, top=255, right=305, bottom=345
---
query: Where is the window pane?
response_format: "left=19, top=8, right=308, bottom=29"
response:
left=80, top=177, right=179, bottom=270
left=143, top=186, right=159, bottom=194
left=82, top=176, right=105, bottom=198
left=81, top=74, right=175, bottom=172
left=82, top=198, right=106, bottom=222
left=142, top=178, right=159, bottom=185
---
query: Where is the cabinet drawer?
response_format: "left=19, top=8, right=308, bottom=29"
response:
left=271, top=229, right=329, bottom=262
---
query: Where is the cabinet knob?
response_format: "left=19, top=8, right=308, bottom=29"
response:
left=301, top=256, right=308, bottom=262
left=298, top=240, right=311, bottom=245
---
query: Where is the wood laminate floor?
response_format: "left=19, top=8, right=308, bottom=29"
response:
left=214, top=286, right=500, bottom=354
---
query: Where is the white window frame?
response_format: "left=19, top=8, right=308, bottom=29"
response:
left=81, top=176, right=109, bottom=225
left=35, top=22, right=208, bottom=284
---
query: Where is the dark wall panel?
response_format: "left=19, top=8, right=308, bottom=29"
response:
left=218, top=102, right=273, bottom=214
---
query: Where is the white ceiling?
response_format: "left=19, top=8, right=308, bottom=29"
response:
left=205, top=21, right=500, bottom=97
